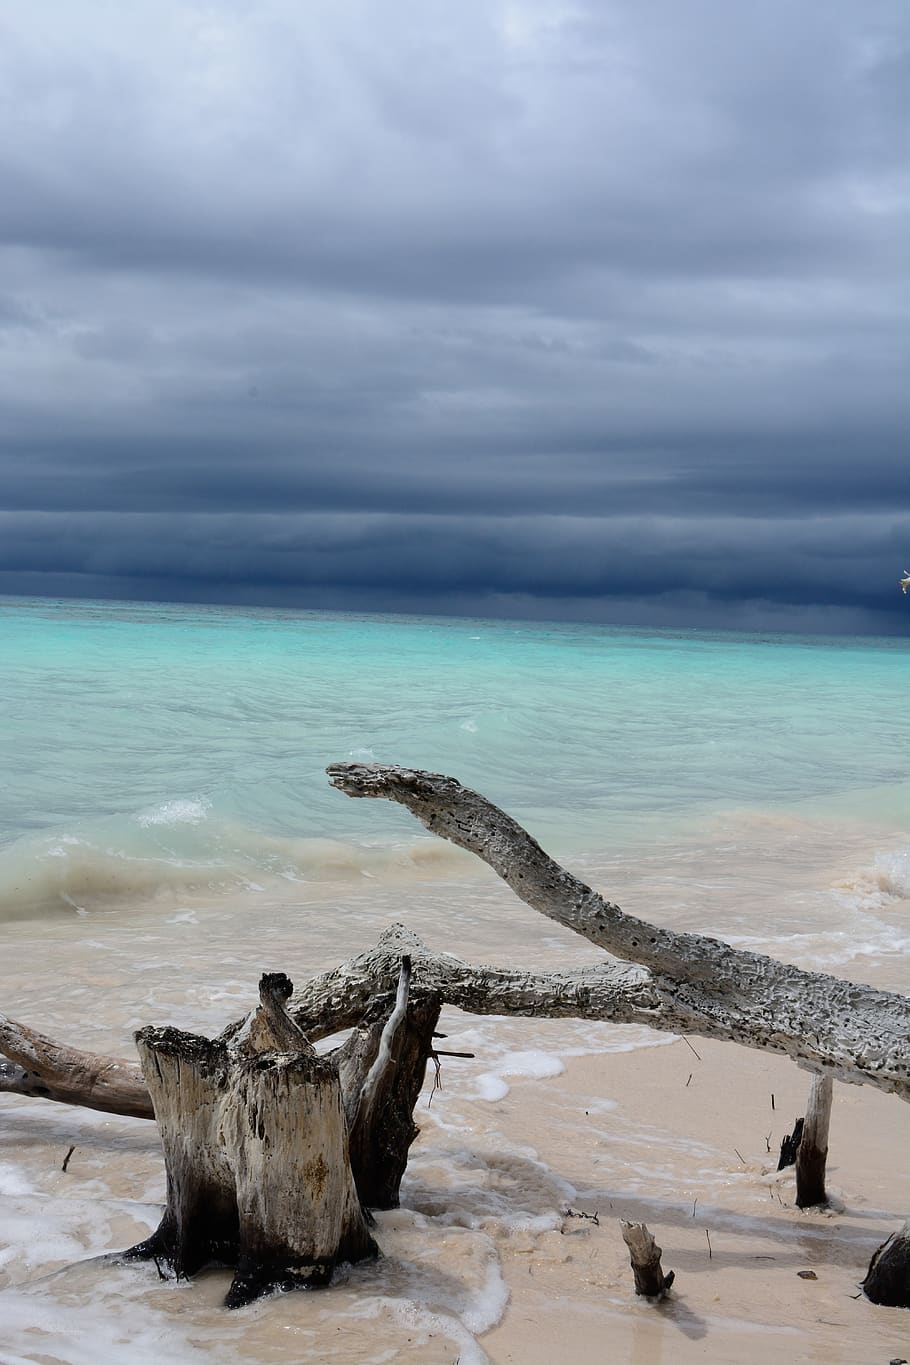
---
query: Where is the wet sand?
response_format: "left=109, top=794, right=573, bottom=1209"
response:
left=0, top=814, right=908, bottom=1363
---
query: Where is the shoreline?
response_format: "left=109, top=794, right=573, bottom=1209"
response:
left=1, top=1028, right=907, bottom=1362
left=0, top=804, right=907, bottom=1361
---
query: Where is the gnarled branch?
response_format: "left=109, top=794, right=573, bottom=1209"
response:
left=327, top=764, right=910, bottom=1099
left=3, top=763, right=909, bottom=1118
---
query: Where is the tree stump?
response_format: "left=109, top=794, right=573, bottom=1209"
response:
left=126, top=972, right=377, bottom=1307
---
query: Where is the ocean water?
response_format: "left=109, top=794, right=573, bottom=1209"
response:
left=1, top=594, right=909, bottom=920
left=1, top=595, right=909, bottom=1364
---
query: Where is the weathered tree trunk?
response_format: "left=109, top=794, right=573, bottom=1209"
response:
left=795, top=1073, right=833, bottom=1208
left=127, top=973, right=377, bottom=1306
left=861, top=1219, right=910, bottom=1308
left=621, top=1221, right=675, bottom=1298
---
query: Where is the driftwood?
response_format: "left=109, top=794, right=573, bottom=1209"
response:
left=776, top=1073, right=835, bottom=1208
left=795, top=1074, right=834, bottom=1208
left=0, top=1014, right=150, bottom=1118
left=2, top=763, right=909, bottom=1307
left=126, top=970, right=378, bottom=1305
left=621, top=1221, right=675, bottom=1298
left=3, top=768, right=908, bottom=1115
left=125, top=967, right=440, bottom=1304
left=777, top=1118, right=804, bottom=1171
left=325, top=765, right=910, bottom=1099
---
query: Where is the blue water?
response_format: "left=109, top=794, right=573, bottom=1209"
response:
left=1, top=595, right=908, bottom=916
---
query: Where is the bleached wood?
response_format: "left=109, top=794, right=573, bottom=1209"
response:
left=2, top=765, right=909, bottom=1121
left=335, top=966, right=441, bottom=1209
left=0, top=1012, right=151, bottom=1118
left=327, top=764, right=910, bottom=1099
left=0, top=927, right=657, bottom=1119
left=128, top=972, right=376, bottom=1306
left=353, top=954, right=412, bottom=1126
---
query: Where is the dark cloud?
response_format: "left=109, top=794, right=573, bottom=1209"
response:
left=0, top=1, right=907, bottom=632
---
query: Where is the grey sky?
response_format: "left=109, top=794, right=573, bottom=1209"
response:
left=0, top=0, right=907, bottom=632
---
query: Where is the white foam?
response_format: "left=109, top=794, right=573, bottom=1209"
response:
left=0, top=1274, right=231, bottom=1365
left=0, top=1163, right=33, bottom=1198
left=135, top=799, right=211, bottom=829
left=472, top=1049, right=564, bottom=1103
left=476, top=1074, right=510, bottom=1101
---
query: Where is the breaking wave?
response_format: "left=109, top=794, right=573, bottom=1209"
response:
left=0, top=799, right=473, bottom=922
left=832, top=845, right=910, bottom=910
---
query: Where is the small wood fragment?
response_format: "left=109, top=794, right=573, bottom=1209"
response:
left=778, top=1117, right=804, bottom=1169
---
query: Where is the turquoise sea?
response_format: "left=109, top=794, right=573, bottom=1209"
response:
left=1, top=594, right=909, bottom=1364
left=1, top=593, right=909, bottom=920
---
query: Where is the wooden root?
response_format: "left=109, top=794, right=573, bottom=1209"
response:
left=621, top=1220, right=675, bottom=1298
left=776, top=1074, right=835, bottom=1208
left=861, top=1219, right=910, bottom=1308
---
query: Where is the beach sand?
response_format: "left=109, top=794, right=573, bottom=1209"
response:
left=0, top=818, right=908, bottom=1364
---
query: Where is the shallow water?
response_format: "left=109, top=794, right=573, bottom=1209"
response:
left=0, top=597, right=908, bottom=1362
left=2, top=595, right=909, bottom=918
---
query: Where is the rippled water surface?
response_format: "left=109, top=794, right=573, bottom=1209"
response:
left=2, top=595, right=908, bottom=917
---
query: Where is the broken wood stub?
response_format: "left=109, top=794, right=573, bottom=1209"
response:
left=861, top=1219, right=910, bottom=1308
left=778, top=1117, right=804, bottom=1170
left=795, top=1073, right=833, bottom=1208
left=127, top=972, right=377, bottom=1307
left=337, top=958, right=441, bottom=1209
left=621, top=1220, right=675, bottom=1299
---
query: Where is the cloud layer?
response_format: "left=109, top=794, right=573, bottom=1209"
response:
left=1, top=1, right=907, bottom=631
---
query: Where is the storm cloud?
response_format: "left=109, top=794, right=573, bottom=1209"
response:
left=0, top=1, right=907, bottom=632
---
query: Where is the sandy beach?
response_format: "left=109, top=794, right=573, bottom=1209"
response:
left=1, top=809, right=907, bottom=1364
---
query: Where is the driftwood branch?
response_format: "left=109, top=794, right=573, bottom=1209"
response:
left=2, top=763, right=908, bottom=1314
left=2, top=764, right=908, bottom=1127
left=0, top=925, right=657, bottom=1120
left=326, top=764, right=910, bottom=1099
left=0, top=1013, right=151, bottom=1118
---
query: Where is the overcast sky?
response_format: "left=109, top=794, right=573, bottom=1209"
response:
left=1, top=0, right=907, bottom=633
